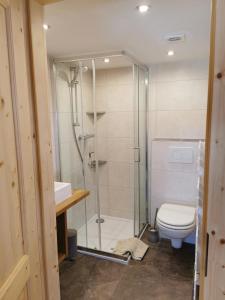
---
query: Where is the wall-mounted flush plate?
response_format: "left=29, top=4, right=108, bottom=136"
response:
left=168, top=147, right=193, bottom=164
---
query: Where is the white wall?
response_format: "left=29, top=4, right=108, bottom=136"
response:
left=149, top=60, right=208, bottom=222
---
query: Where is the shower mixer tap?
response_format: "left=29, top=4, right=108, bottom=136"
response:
left=78, top=134, right=95, bottom=141
left=88, top=151, right=95, bottom=168
left=89, top=151, right=95, bottom=158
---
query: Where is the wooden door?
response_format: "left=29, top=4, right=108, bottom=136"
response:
left=201, top=0, right=225, bottom=299
left=0, top=0, right=60, bottom=300
left=0, top=1, right=30, bottom=299
left=0, top=0, right=61, bottom=297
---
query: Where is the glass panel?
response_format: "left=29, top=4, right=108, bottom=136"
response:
left=55, top=60, right=101, bottom=250
left=133, top=65, right=148, bottom=236
left=138, top=67, right=148, bottom=231
left=55, top=62, right=88, bottom=247
left=54, top=56, right=148, bottom=254
left=79, top=59, right=100, bottom=250
left=133, top=64, right=140, bottom=237
left=94, top=56, right=134, bottom=252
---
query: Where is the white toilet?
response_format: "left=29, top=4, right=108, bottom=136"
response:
left=157, top=203, right=196, bottom=249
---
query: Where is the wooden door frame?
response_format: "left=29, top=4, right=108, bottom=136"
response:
left=0, top=1, right=30, bottom=298
left=0, top=0, right=59, bottom=298
left=199, top=0, right=216, bottom=299
left=26, top=0, right=61, bottom=299
left=25, top=0, right=221, bottom=299
left=200, top=0, right=225, bottom=298
left=0, top=0, right=62, bottom=299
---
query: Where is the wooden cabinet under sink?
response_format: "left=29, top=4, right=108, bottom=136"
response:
left=56, top=189, right=89, bottom=263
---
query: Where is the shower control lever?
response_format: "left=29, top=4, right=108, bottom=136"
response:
left=78, top=134, right=95, bottom=141
left=89, top=151, right=95, bottom=158
left=88, top=152, right=95, bottom=168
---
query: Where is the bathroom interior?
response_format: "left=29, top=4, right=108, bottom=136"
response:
left=45, top=0, right=211, bottom=299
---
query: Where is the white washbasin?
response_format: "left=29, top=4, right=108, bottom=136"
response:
left=54, top=181, right=72, bottom=204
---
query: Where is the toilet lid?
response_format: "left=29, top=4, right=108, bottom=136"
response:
left=157, top=203, right=196, bottom=227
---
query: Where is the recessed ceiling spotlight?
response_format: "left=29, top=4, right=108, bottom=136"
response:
left=167, top=50, right=175, bottom=56
left=137, top=4, right=150, bottom=13
left=43, top=24, right=50, bottom=30
left=104, top=57, right=110, bottom=63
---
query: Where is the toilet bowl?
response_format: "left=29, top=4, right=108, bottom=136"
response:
left=157, top=203, right=196, bottom=249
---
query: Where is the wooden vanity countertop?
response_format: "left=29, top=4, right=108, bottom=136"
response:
left=56, top=189, right=90, bottom=216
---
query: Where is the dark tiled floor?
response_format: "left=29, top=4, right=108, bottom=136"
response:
left=60, top=230, right=195, bottom=300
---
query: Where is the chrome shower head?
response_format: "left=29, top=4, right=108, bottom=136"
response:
left=70, top=65, right=88, bottom=85
left=70, top=66, right=79, bottom=85
left=81, top=66, right=89, bottom=72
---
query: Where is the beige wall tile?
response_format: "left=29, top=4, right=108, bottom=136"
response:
left=155, top=80, right=208, bottom=111
left=108, top=162, right=131, bottom=188
left=108, top=111, right=133, bottom=138
left=107, top=137, right=132, bottom=163
left=154, top=110, right=206, bottom=139
left=107, top=84, right=133, bottom=112
left=151, top=60, right=208, bottom=82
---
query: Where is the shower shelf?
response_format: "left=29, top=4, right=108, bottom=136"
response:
left=88, top=160, right=107, bottom=168
left=86, top=111, right=106, bottom=117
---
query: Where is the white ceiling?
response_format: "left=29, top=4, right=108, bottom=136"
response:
left=44, top=0, right=211, bottom=65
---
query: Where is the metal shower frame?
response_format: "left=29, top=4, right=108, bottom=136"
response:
left=51, top=50, right=150, bottom=261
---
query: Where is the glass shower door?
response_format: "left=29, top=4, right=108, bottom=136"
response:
left=80, top=59, right=102, bottom=251
left=94, top=56, right=135, bottom=252
left=133, top=64, right=148, bottom=236
left=138, top=67, right=148, bottom=231
left=55, top=59, right=102, bottom=252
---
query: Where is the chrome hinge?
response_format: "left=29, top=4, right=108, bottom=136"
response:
left=134, top=147, right=140, bottom=163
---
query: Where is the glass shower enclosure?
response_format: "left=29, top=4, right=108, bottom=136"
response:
left=52, top=52, right=149, bottom=258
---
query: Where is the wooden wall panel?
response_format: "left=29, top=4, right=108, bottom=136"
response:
left=0, top=2, right=24, bottom=282
left=0, top=2, right=27, bottom=299
left=7, top=0, right=47, bottom=298
left=27, top=0, right=60, bottom=299
left=199, top=0, right=216, bottom=297
left=201, top=0, right=225, bottom=298
left=0, top=255, right=30, bottom=300
left=0, top=0, right=56, bottom=297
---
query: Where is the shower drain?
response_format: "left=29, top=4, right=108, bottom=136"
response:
left=95, top=218, right=105, bottom=224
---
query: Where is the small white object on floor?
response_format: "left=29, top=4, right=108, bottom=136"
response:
left=113, top=237, right=149, bottom=260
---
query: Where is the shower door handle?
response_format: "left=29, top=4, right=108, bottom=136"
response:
left=133, top=147, right=140, bottom=163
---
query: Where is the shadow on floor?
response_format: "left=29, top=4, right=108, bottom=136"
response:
left=60, top=230, right=195, bottom=300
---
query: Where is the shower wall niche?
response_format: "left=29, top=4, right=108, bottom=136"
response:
left=53, top=54, right=148, bottom=254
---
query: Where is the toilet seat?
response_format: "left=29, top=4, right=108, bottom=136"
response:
left=156, top=203, right=196, bottom=249
left=157, top=218, right=195, bottom=231
left=157, top=203, right=196, bottom=230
